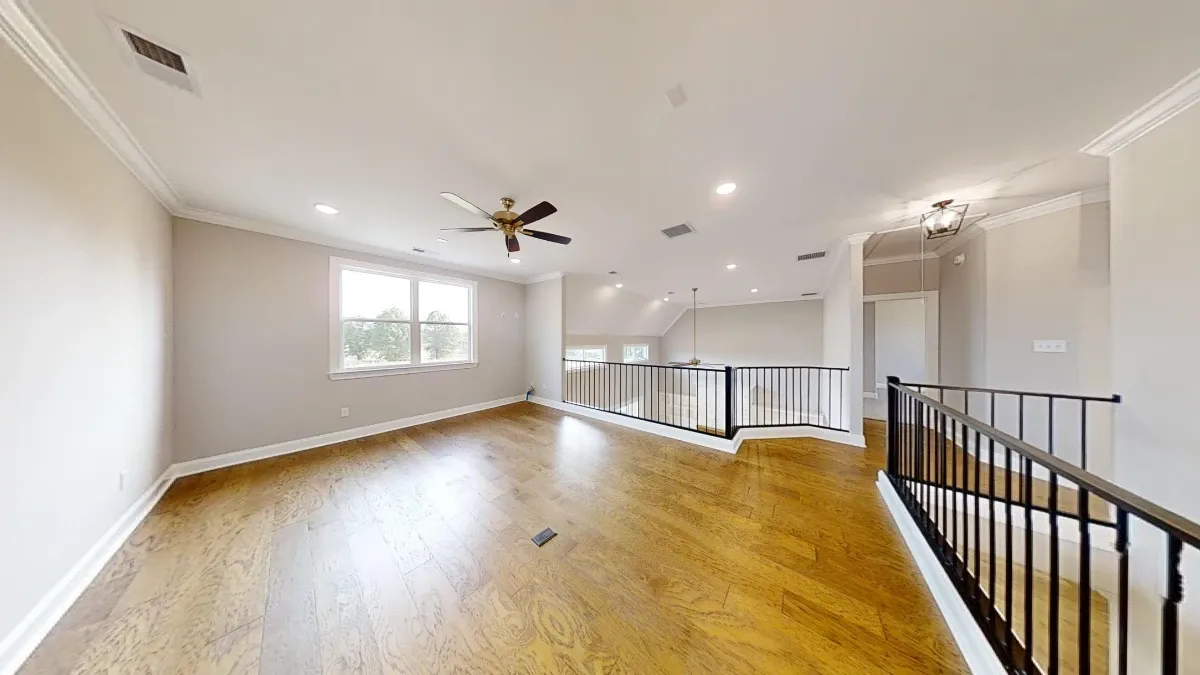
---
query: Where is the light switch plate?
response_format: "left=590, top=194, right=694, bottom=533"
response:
left=1033, top=340, right=1068, bottom=353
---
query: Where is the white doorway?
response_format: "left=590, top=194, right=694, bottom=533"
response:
left=864, top=291, right=939, bottom=420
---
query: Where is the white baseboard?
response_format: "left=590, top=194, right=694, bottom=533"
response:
left=876, top=470, right=1007, bottom=675
left=530, top=399, right=867, bottom=454
left=0, top=394, right=525, bottom=675
left=0, top=470, right=174, bottom=675
left=172, top=395, right=525, bottom=477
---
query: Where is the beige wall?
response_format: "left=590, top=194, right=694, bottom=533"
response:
left=567, top=334, right=663, bottom=365
left=0, top=42, right=173, bottom=643
left=864, top=258, right=940, bottom=295
left=938, top=235, right=987, bottom=388
left=661, top=301, right=823, bottom=366
left=525, top=277, right=564, bottom=400
left=173, top=219, right=525, bottom=461
left=1110, top=101, right=1200, bottom=671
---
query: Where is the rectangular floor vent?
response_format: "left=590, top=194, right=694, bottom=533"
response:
left=797, top=251, right=827, bottom=261
left=661, top=223, right=695, bottom=239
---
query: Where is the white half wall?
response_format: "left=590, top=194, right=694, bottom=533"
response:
left=0, top=39, right=173, bottom=664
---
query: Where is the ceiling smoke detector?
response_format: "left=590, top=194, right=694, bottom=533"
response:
left=110, top=21, right=199, bottom=94
left=660, top=223, right=695, bottom=239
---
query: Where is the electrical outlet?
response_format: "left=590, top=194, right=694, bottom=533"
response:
left=119, top=471, right=127, bottom=491
left=1033, top=340, right=1068, bottom=353
left=340, top=407, right=350, bottom=418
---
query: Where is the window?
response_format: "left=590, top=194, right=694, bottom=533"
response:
left=623, top=343, right=649, bottom=362
left=565, top=345, right=606, bottom=370
left=330, top=257, right=476, bottom=378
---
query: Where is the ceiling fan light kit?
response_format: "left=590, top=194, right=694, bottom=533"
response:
left=439, top=193, right=572, bottom=258
left=920, top=199, right=968, bottom=239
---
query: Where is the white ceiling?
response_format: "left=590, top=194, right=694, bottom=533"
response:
left=22, top=0, right=1200, bottom=303
left=564, top=274, right=680, bottom=337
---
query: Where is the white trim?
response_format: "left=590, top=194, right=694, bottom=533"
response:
left=329, top=256, right=478, bottom=374
left=863, top=391, right=879, bottom=399
left=845, top=232, right=874, bottom=246
left=876, top=471, right=1008, bottom=675
left=524, top=271, right=565, bottom=284
left=172, top=395, right=524, bottom=477
left=865, top=290, right=940, bottom=385
left=660, top=308, right=689, bottom=336
left=0, top=469, right=175, bottom=675
left=863, top=252, right=939, bottom=267
left=1081, top=66, right=1200, bottom=157
left=329, top=361, right=477, bottom=380
left=529, top=398, right=867, bottom=453
left=976, top=189, right=1109, bottom=231
left=695, top=295, right=822, bottom=309
left=0, top=0, right=182, bottom=210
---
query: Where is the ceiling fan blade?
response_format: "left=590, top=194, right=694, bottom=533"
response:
left=440, top=192, right=496, bottom=221
left=439, top=227, right=495, bottom=232
left=515, top=201, right=557, bottom=227
left=522, top=229, right=572, bottom=245
left=506, top=235, right=520, bottom=253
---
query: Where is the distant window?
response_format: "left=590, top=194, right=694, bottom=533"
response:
left=623, top=343, right=649, bottom=362
left=565, top=346, right=607, bottom=370
left=329, top=257, right=476, bottom=378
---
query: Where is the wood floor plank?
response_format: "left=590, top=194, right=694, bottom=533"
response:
left=24, top=402, right=974, bottom=675
left=261, top=521, right=320, bottom=675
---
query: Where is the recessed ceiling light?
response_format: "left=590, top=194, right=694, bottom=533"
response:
left=510, top=258, right=521, bottom=264
left=615, top=283, right=623, bottom=288
left=436, top=237, right=448, bottom=243
left=726, top=263, right=737, bottom=270
left=314, top=203, right=339, bottom=215
left=750, top=288, right=759, bottom=293
left=716, top=182, right=737, bottom=195
left=663, top=297, right=669, bottom=302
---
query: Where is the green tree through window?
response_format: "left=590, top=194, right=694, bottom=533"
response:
left=422, top=310, right=467, bottom=360
left=343, top=305, right=411, bottom=366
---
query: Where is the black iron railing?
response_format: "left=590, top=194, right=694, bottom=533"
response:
left=733, top=366, right=850, bottom=431
left=561, top=360, right=849, bottom=438
left=886, top=376, right=1198, bottom=675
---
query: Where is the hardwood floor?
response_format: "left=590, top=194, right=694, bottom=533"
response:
left=19, top=403, right=968, bottom=674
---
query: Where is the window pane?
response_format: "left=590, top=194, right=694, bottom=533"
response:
left=420, top=323, right=469, bottom=362
left=566, top=347, right=606, bottom=362
left=343, top=320, right=411, bottom=367
left=342, top=270, right=410, bottom=320
left=624, top=344, right=649, bottom=362
left=419, top=281, right=469, bottom=323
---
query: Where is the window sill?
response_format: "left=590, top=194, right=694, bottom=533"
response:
left=329, top=361, right=478, bottom=380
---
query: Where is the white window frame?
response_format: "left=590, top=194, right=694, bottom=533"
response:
left=565, top=345, right=607, bottom=371
left=622, top=343, right=650, bottom=363
left=329, top=257, right=478, bottom=379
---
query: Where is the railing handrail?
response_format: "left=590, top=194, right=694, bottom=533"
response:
left=901, top=381, right=1121, bottom=404
left=734, top=364, right=850, bottom=371
left=892, top=380, right=1200, bottom=549
left=562, top=358, right=724, bottom=371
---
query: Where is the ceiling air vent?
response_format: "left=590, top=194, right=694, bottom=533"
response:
left=797, top=251, right=827, bottom=262
left=801, top=292, right=819, bottom=297
left=110, top=21, right=199, bottom=94
left=660, top=223, right=695, bottom=239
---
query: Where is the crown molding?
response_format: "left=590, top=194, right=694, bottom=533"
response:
left=0, top=0, right=182, bottom=209
left=863, top=252, right=938, bottom=267
left=525, top=271, right=565, bottom=284
left=659, top=308, right=689, bottom=336
left=845, top=232, right=874, bottom=246
left=1081, top=66, right=1200, bottom=157
left=976, top=189, right=1109, bottom=231
left=175, top=206, right=528, bottom=284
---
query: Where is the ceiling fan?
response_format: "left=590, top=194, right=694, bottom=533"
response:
left=439, top=193, right=571, bottom=257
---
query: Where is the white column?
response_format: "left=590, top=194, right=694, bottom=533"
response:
left=823, top=233, right=871, bottom=437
